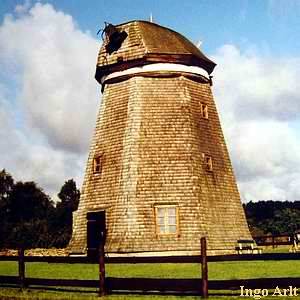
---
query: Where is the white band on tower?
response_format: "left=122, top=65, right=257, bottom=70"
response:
left=100, top=63, right=210, bottom=84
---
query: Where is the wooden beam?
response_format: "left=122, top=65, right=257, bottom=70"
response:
left=18, top=248, right=25, bottom=290
left=98, top=240, right=106, bottom=296
left=201, top=237, right=208, bottom=298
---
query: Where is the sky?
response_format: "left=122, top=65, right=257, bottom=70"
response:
left=0, top=0, right=299, bottom=202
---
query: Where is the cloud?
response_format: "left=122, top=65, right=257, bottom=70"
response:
left=14, top=0, right=32, bottom=15
left=0, top=3, right=100, bottom=198
left=213, top=45, right=300, bottom=122
left=0, top=3, right=99, bottom=154
left=212, top=44, right=300, bottom=201
left=0, top=69, right=86, bottom=198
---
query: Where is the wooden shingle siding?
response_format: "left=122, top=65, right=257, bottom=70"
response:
left=69, top=21, right=252, bottom=255
left=95, top=21, right=216, bottom=81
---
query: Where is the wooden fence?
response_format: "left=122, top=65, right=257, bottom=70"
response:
left=1, top=237, right=300, bottom=298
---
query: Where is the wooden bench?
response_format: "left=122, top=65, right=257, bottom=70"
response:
left=235, top=239, right=262, bottom=254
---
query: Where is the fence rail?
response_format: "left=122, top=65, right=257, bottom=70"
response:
left=1, top=252, right=300, bottom=264
left=0, top=238, right=300, bottom=298
left=2, top=275, right=300, bottom=295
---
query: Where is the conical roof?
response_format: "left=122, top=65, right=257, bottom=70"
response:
left=95, top=20, right=216, bottom=82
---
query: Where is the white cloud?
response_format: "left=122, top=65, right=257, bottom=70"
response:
left=15, top=0, right=32, bottom=15
left=213, top=45, right=300, bottom=122
left=0, top=3, right=100, bottom=198
left=0, top=75, right=86, bottom=198
left=212, top=44, right=300, bottom=201
left=0, top=3, right=99, bottom=154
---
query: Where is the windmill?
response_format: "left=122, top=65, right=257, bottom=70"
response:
left=70, top=20, right=252, bottom=256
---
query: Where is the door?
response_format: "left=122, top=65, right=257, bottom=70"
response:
left=86, top=211, right=106, bottom=258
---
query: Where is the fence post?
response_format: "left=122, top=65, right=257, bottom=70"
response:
left=18, top=248, right=25, bottom=290
left=201, top=237, right=208, bottom=298
left=98, top=239, right=106, bottom=296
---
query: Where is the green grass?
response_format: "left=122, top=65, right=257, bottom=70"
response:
left=1, top=260, right=300, bottom=280
left=1, top=258, right=300, bottom=299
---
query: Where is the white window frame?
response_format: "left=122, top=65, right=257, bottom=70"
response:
left=154, top=205, right=179, bottom=236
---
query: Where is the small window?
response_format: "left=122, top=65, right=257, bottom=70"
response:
left=200, top=103, right=208, bottom=119
left=93, top=155, right=102, bottom=174
left=202, top=153, right=213, bottom=171
left=155, top=205, right=179, bottom=235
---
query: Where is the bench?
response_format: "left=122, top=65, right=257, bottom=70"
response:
left=235, top=239, right=262, bottom=254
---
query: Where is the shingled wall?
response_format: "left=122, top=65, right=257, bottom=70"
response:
left=70, top=72, right=252, bottom=254
left=70, top=20, right=252, bottom=255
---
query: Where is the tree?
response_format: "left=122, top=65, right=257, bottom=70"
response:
left=0, top=169, right=14, bottom=202
left=268, top=208, right=300, bottom=236
left=8, top=181, right=54, bottom=223
left=57, top=179, right=80, bottom=213
left=0, top=169, right=14, bottom=247
left=4, top=181, right=55, bottom=248
left=0, top=170, right=81, bottom=249
left=244, top=201, right=300, bottom=236
left=52, top=179, right=80, bottom=247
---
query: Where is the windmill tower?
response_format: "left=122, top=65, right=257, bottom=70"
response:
left=70, top=20, right=252, bottom=256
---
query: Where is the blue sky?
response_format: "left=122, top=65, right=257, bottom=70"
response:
left=1, top=0, right=299, bottom=55
left=0, top=0, right=300, bottom=202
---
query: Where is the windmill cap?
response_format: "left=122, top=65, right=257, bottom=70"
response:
left=95, top=20, right=216, bottom=83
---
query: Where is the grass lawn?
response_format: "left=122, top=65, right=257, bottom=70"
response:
left=1, top=260, right=300, bottom=280
left=0, top=253, right=300, bottom=299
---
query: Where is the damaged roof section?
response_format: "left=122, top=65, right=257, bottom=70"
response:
left=96, top=20, right=216, bottom=83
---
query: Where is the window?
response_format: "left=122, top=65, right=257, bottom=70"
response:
left=202, top=154, right=213, bottom=171
left=155, top=206, right=179, bottom=235
left=93, top=155, right=102, bottom=174
left=200, top=103, right=208, bottom=119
